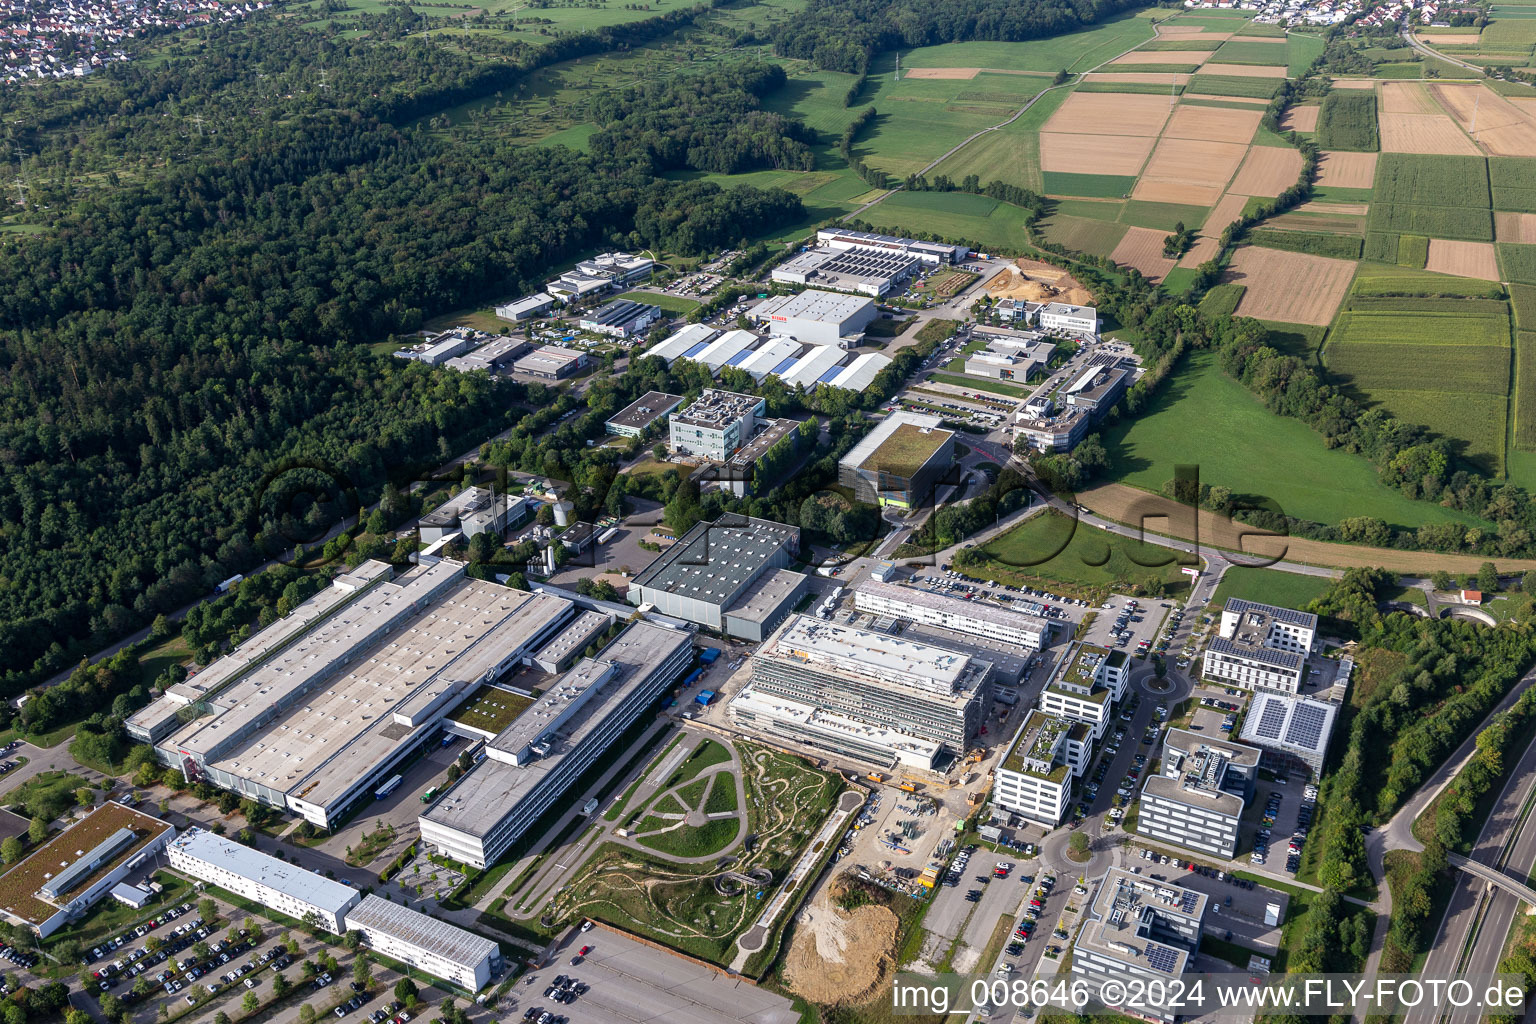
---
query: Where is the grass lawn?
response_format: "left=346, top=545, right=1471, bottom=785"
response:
left=975, top=510, right=1197, bottom=597
left=137, top=634, right=191, bottom=687
left=636, top=816, right=738, bottom=858
left=618, top=290, right=700, bottom=314
left=1101, top=349, right=1487, bottom=530
left=862, top=191, right=1036, bottom=253
left=664, top=739, right=733, bottom=788
left=928, top=372, right=1031, bottom=397
left=898, top=12, right=1155, bottom=74
left=1211, top=566, right=1331, bottom=609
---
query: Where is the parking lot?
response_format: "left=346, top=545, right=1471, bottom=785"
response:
left=523, top=928, right=800, bottom=1024
left=1080, top=596, right=1178, bottom=660
left=1131, top=848, right=1289, bottom=956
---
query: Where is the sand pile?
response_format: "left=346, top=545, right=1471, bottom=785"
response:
left=784, top=894, right=901, bottom=1006
left=985, top=262, right=1095, bottom=306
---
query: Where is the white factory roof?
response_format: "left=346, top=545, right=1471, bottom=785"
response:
left=737, top=338, right=803, bottom=380
left=778, top=344, right=847, bottom=389
left=695, top=329, right=760, bottom=372
left=759, top=614, right=977, bottom=697
left=854, top=580, right=1050, bottom=635
left=169, top=829, right=358, bottom=914
left=827, top=352, right=892, bottom=392
left=344, top=895, right=497, bottom=968
left=649, top=324, right=719, bottom=362
left=731, top=684, right=942, bottom=760
left=756, top=288, right=876, bottom=325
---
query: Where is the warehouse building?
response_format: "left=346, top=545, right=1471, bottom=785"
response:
left=852, top=580, right=1054, bottom=651
left=771, top=246, right=920, bottom=297
left=531, top=610, right=613, bottom=674
left=494, top=293, right=558, bottom=322
left=168, top=828, right=360, bottom=932
left=513, top=345, right=589, bottom=380
left=1202, top=599, right=1317, bottom=694
left=605, top=391, right=684, bottom=438
left=1038, top=644, right=1129, bottom=745
left=419, top=622, right=694, bottom=868
left=418, top=486, right=528, bottom=544
left=646, top=323, right=718, bottom=364
left=626, top=515, right=804, bottom=638
left=133, top=560, right=576, bottom=829
left=722, top=568, right=811, bottom=642
left=827, top=352, right=893, bottom=392
left=547, top=253, right=654, bottom=302
left=443, top=337, right=533, bottom=374
left=1238, top=693, right=1338, bottom=778
left=0, top=802, right=175, bottom=938
left=695, top=330, right=761, bottom=375
left=752, top=289, right=878, bottom=346
left=777, top=344, right=848, bottom=390
left=344, top=895, right=500, bottom=991
left=395, top=329, right=479, bottom=367
left=668, top=389, right=765, bottom=461
left=815, top=228, right=967, bottom=264
left=1134, top=729, right=1260, bottom=859
left=994, top=711, right=1091, bottom=825
left=579, top=298, right=662, bottom=339
left=729, top=614, right=993, bottom=767
left=1072, top=869, right=1206, bottom=1024
left=737, top=338, right=803, bottom=382
left=838, top=412, right=954, bottom=508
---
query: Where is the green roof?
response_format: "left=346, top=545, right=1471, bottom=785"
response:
left=1002, top=710, right=1072, bottom=780
left=860, top=422, right=952, bottom=479
left=1047, top=683, right=1111, bottom=705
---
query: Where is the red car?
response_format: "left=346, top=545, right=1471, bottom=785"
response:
left=578, top=946, right=591, bottom=957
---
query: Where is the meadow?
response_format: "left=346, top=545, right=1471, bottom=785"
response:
left=1185, top=74, right=1284, bottom=98
left=860, top=190, right=1036, bottom=252
left=1247, top=229, right=1362, bottom=260
left=897, top=12, right=1156, bottom=74
left=1211, top=566, right=1331, bottom=609
left=1519, top=331, right=1536, bottom=450
left=929, top=87, right=1072, bottom=192
left=975, top=510, right=1196, bottom=596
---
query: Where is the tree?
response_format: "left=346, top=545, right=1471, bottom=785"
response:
left=299, top=1006, right=317, bottom=1024
left=394, top=977, right=419, bottom=1003
left=243, top=992, right=260, bottom=1013
left=273, top=973, right=291, bottom=998
left=65, top=1011, right=93, bottom=1024
left=75, top=787, right=93, bottom=808
left=353, top=955, right=372, bottom=987
left=1431, top=569, right=1456, bottom=591
left=214, top=1013, right=231, bottom=1024
left=54, top=938, right=81, bottom=965
left=1068, top=832, right=1089, bottom=858
left=344, top=930, right=362, bottom=951
left=199, top=898, right=218, bottom=923
left=652, top=443, right=668, bottom=461
left=536, top=504, right=555, bottom=526
left=1478, top=561, right=1500, bottom=593
left=27, top=816, right=46, bottom=844
left=0, top=838, right=22, bottom=865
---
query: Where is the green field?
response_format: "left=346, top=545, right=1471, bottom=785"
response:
left=1518, top=331, right=1536, bottom=450
left=1142, top=38, right=1224, bottom=51
left=1499, top=243, right=1536, bottom=284
left=1288, top=33, right=1327, bottom=76
left=1482, top=16, right=1536, bottom=47
left=1199, top=282, right=1246, bottom=318
left=1349, top=261, right=1506, bottom=298
left=1211, top=566, right=1331, bottom=609
left=1122, top=200, right=1212, bottom=231
left=618, top=290, right=701, bottom=314
left=898, top=12, right=1156, bottom=74
left=1102, top=349, right=1484, bottom=528
left=1315, top=91, right=1379, bottom=151
left=862, top=191, right=1035, bottom=252
left=1036, top=210, right=1130, bottom=255
left=1491, top=157, right=1536, bottom=213
left=1246, top=229, right=1362, bottom=260
left=976, top=510, right=1196, bottom=595
left=1367, top=154, right=1493, bottom=240
left=1211, top=40, right=1292, bottom=65
left=929, top=372, right=1032, bottom=397
left=929, top=87, right=1072, bottom=192
left=857, top=66, right=1051, bottom=178
left=1185, top=74, right=1284, bottom=98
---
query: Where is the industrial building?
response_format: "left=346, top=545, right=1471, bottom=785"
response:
left=531, top=610, right=613, bottom=674
left=579, top=298, right=663, bottom=339
left=394, top=329, right=480, bottom=367
left=647, top=324, right=719, bottom=364
left=494, top=293, right=558, bottom=322
left=752, top=289, right=878, bottom=346
left=128, top=560, right=578, bottom=829
left=694, top=330, right=761, bottom=375
left=513, top=345, right=589, bottom=380
left=838, top=412, right=955, bottom=508
left=443, top=337, right=533, bottom=374
left=1038, top=644, right=1129, bottom=744
left=344, top=895, right=501, bottom=991
left=771, top=246, right=919, bottom=297
left=1202, top=599, right=1317, bottom=694
left=1134, top=729, right=1260, bottom=859
left=728, top=614, right=993, bottom=768
left=722, top=568, right=811, bottom=642
left=1062, top=359, right=1130, bottom=415
left=1238, top=693, right=1338, bottom=778
left=852, top=580, right=1053, bottom=651
left=737, top=338, right=803, bottom=382
left=626, top=515, right=804, bottom=638
left=0, top=803, right=175, bottom=938
left=777, top=344, right=848, bottom=390
left=547, top=253, right=654, bottom=302
left=167, top=828, right=361, bottom=932
left=994, top=711, right=1091, bottom=825
left=1072, top=869, right=1207, bottom=1024
left=418, top=486, right=529, bottom=545
left=605, top=391, right=684, bottom=438
left=419, top=622, right=694, bottom=868
left=1013, top=397, right=1090, bottom=452
left=814, top=228, right=967, bottom=264
left=827, top=352, right=893, bottom=392
left=668, top=389, right=765, bottom=462
left=723, top=417, right=806, bottom=497
left=963, top=336, right=1053, bottom=381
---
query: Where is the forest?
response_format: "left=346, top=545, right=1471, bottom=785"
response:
left=0, top=7, right=814, bottom=695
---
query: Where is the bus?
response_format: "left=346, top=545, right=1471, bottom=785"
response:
left=374, top=775, right=403, bottom=801
left=421, top=786, right=439, bottom=804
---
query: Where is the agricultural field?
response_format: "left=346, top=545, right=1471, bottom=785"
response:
left=1110, top=226, right=1178, bottom=281
left=897, top=10, right=1156, bottom=74
left=1429, top=82, right=1536, bottom=157
left=1493, top=156, right=1536, bottom=213
left=1316, top=151, right=1379, bottom=189
left=1246, top=229, right=1362, bottom=260
left=1228, top=145, right=1306, bottom=197
left=1518, top=332, right=1536, bottom=450
left=1366, top=154, right=1494, bottom=240
left=1316, top=91, right=1379, bottom=151
left=1426, top=239, right=1501, bottom=280
left=862, top=190, right=1036, bottom=252
left=1227, top=246, right=1358, bottom=325
left=929, top=87, right=1073, bottom=193
left=1185, top=74, right=1284, bottom=98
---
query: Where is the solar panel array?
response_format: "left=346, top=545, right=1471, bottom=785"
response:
left=1180, top=891, right=1200, bottom=914
left=1286, top=703, right=1329, bottom=750
left=1146, top=946, right=1180, bottom=973
left=1253, top=699, right=1288, bottom=741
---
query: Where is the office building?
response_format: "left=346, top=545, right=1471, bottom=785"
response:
left=1013, top=397, right=1090, bottom=452
left=418, top=486, right=528, bottom=544
left=1037, top=302, right=1099, bottom=336
left=668, top=389, right=765, bottom=461
left=419, top=622, right=694, bottom=868
left=815, top=228, right=967, bottom=264
left=1062, top=360, right=1129, bottom=415
left=513, top=345, right=588, bottom=380
left=1202, top=598, right=1317, bottom=694
left=838, top=412, right=955, bottom=508
left=1039, top=644, right=1129, bottom=743
left=752, top=289, right=878, bottom=346
left=494, top=293, right=558, bottom=322
left=730, top=614, right=993, bottom=765
left=531, top=610, right=613, bottom=674
left=771, top=246, right=919, bottom=297
left=626, top=515, right=803, bottom=638
left=547, top=252, right=654, bottom=301
left=1072, top=868, right=1207, bottom=1024
left=1238, top=692, right=1338, bottom=778
left=721, top=417, right=805, bottom=497
left=579, top=298, right=662, bottom=339
left=994, top=711, right=1092, bottom=825
left=167, top=828, right=361, bottom=932
left=131, top=561, right=575, bottom=829
left=443, top=337, right=533, bottom=374
left=605, top=391, right=684, bottom=438
left=343, top=895, right=500, bottom=991
left=853, top=580, right=1053, bottom=651
left=1135, top=728, right=1259, bottom=859
left=0, top=803, right=175, bottom=938
left=964, top=335, right=1053, bottom=381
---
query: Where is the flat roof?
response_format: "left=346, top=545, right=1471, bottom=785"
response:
left=1224, top=598, right=1318, bottom=631
left=532, top=610, right=612, bottom=666
left=1239, top=693, right=1337, bottom=756
left=649, top=324, right=719, bottom=362
left=728, top=569, right=809, bottom=624
left=607, top=392, right=684, bottom=431
left=514, top=346, right=585, bottom=372
left=1207, top=635, right=1304, bottom=671
left=731, top=684, right=942, bottom=759
left=860, top=422, right=951, bottom=477
left=582, top=298, right=659, bottom=327
left=423, top=623, right=692, bottom=839
left=1001, top=709, right=1071, bottom=780
left=841, top=412, right=947, bottom=475
left=728, top=418, right=802, bottom=469
left=900, top=622, right=1031, bottom=681
left=855, top=580, right=1050, bottom=636
left=755, top=288, right=875, bottom=327
left=0, top=803, right=172, bottom=925
left=1076, top=868, right=1204, bottom=976
left=169, top=829, right=358, bottom=914
left=345, top=895, right=497, bottom=969
left=672, top=389, right=761, bottom=429
left=758, top=614, right=985, bottom=700
left=631, top=516, right=797, bottom=607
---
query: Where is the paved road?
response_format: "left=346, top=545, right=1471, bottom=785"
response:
left=1400, top=26, right=1487, bottom=74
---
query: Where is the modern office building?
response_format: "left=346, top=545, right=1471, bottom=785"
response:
left=1013, top=398, right=1090, bottom=452
left=1072, top=868, right=1207, bottom=1024
left=964, top=338, right=1052, bottom=381
left=397, top=329, right=478, bottom=367
left=530, top=610, right=613, bottom=674
left=838, top=412, right=955, bottom=508
left=852, top=580, right=1054, bottom=651
left=1238, top=692, right=1338, bottom=778
left=729, top=614, right=993, bottom=765
left=626, top=515, right=803, bottom=638
left=579, top=298, right=662, bottom=339
left=546, top=252, right=654, bottom=301
left=1134, top=729, right=1260, bottom=859
left=605, top=391, right=684, bottom=438
left=1062, top=360, right=1130, bottom=415
left=1038, top=644, right=1129, bottom=743
left=343, top=895, right=500, bottom=991
left=771, top=246, right=920, bottom=297
left=994, top=711, right=1092, bottom=825
left=1202, top=599, right=1317, bottom=694
left=721, top=417, right=805, bottom=497
left=167, top=828, right=361, bottom=932
left=419, top=622, right=694, bottom=868
left=752, top=289, right=878, bottom=346
left=814, top=228, right=967, bottom=264
left=668, top=389, right=765, bottom=462
left=0, top=802, right=175, bottom=938
left=418, top=486, right=528, bottom=544
left=130, top=560, right=576, bottom=829
left=1036, top=302, right=1099, bottom=336
left=494, top=293, right=558, bottom=322
left=513, top=345, right=589, bottom=380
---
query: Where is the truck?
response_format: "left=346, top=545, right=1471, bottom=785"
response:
left=581, top=798, right=599, bottom=816
left=374, top=775, right=403, bottom=801
left=215, top=575, right=244, bottom=594
left=421, top=786, right=439, bottom=804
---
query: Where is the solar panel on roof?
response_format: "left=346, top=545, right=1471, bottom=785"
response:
left=1180, top=891, right=1199, bottom=914
left=1287, top=703, right=1328, bottom=750
left=818, top=366, right=845, bottom=383
left=1254, top=700, right=1288, bottom=740
left=682, top=341, right=710, bottom=358
left=727, top=350, right=752, bottom=366
left=1146, top=946, right=1179, bottom=973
